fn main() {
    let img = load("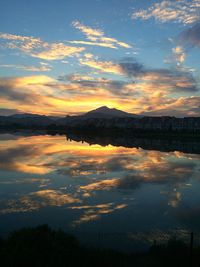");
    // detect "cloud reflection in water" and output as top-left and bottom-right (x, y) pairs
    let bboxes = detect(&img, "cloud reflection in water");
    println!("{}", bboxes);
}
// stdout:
(0, 133), (200, 247)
